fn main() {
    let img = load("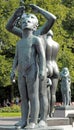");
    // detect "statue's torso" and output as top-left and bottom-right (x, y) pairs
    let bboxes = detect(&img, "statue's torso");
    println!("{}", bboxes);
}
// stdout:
(61, 75), (71, 92)
(45, 37), (59, 77)
(17, 37), (37, 72)
(46, 37), (59, 61)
